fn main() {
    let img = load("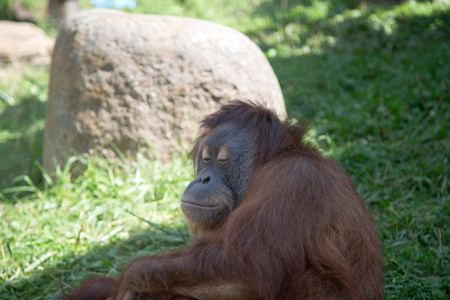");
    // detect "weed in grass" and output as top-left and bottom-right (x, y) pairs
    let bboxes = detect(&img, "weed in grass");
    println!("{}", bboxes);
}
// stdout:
(0, 152), (191, 299)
